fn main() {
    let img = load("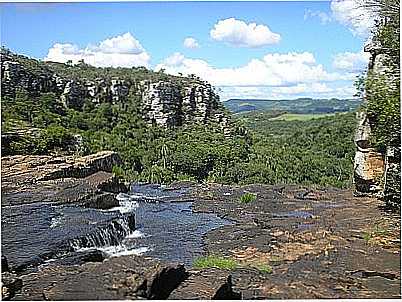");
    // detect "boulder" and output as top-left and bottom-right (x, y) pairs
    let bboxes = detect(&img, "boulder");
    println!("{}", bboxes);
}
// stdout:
(1, 272), (23, 300)
(168, 269), (241, 300)
(17, 256), (187, 300)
